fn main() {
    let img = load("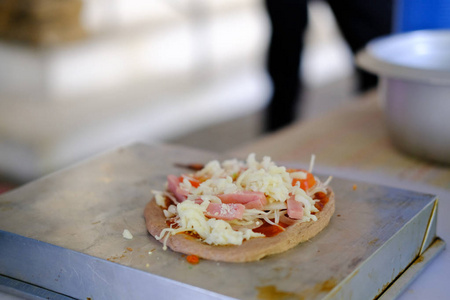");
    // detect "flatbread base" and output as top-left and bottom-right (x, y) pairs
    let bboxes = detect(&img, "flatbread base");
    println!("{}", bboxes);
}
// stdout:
(144, 188), (335, 262)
